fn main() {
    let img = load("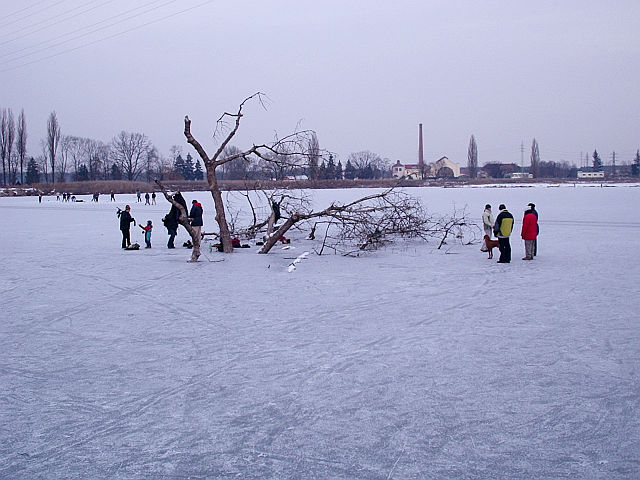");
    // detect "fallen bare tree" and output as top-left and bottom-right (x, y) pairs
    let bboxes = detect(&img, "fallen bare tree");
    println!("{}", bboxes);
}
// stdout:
(219, 182), (479, 256)
(257, 187), (429, 254)
(182, 93), (313, 253)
